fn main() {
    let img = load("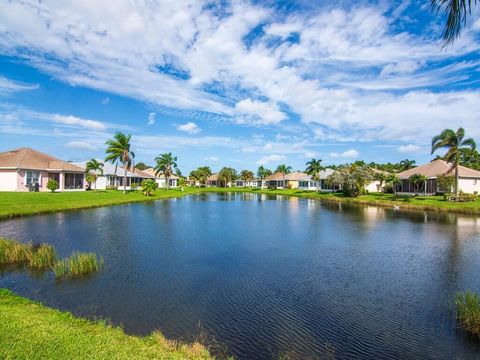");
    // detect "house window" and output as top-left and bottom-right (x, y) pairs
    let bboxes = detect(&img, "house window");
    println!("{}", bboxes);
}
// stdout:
(64, 173), (84, 189)
(26, 171), (40, 185)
